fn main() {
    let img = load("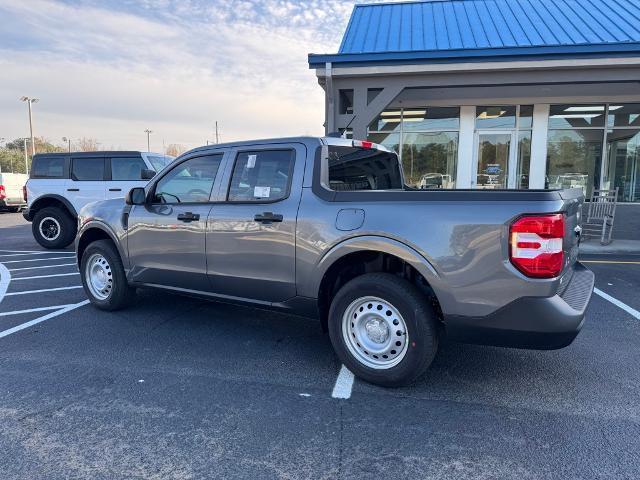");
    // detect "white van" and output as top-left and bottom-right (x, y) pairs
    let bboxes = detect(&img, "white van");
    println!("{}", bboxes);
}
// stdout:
(0, 172), (28, 212)
(24, 151), (173, 248)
